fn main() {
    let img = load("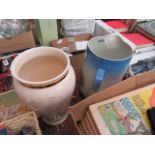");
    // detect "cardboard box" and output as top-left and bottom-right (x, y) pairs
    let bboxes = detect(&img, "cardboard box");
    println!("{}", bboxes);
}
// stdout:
(68, 53), (155, 135)
(0, 31), (36, 55)
(50, 34), (91, 53)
